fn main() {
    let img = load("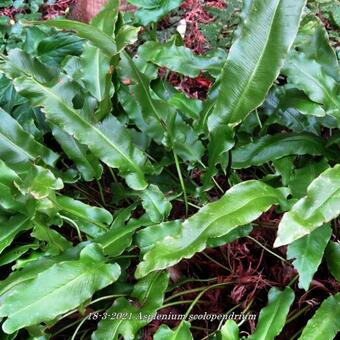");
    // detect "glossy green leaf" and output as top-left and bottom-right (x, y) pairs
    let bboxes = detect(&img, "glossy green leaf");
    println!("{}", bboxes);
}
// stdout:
(31, 222), (72, 256)
(96, 217), (150, 257)
(78, 0), (119, 118)
(249, 286), (295, 340)
(207, 225), (253, 248)
(207, 0), (306, 130)
(0, 160), (24, 211)
(287, 224), (332, 291)
(136, 180), (286, 278)
(13, 76), (150, 190)
(294, 15), (339, 81)
(1, 48), (57, 83)
(168, 92), (203, 121)
(0, 108), (58, 169)
(128, 0), (184, 25)
(139, 40), (227, 77)
(325, 241), (340, 281)
(232, 133), (326, 169)
(299, 293), (340, 340)
(287, 159), (329, 198)
(79, 44), (113, 108)
(90, 0), (119, 36)
(0, 244), (86, 297)
(278, 87), (326, 117)
(0, 244), (38, 267)
(202, 125), (235, 191)
(220, 320), (239, 340)
(55, 196), (112, 238)
(118, 51), (171, 143)
(52, 126), (103, 181)
(0, 244), (121, 334)
(0, 215), (31, 254)
(116, 25), (141, 52)
(15, 165), (63, 200)
(37, 32), (83, 67)
(140, 184), (171, 223)
(136, 220), (182, 253)
(274, 165), (340, 247)
(34, 19), (117, 57)
(119, 52), (203, 161)
(153, 321), (193, 340)
(263, 88), (325, 135)
(92, 271), (169, 340)
(283, 51), (340, 125)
